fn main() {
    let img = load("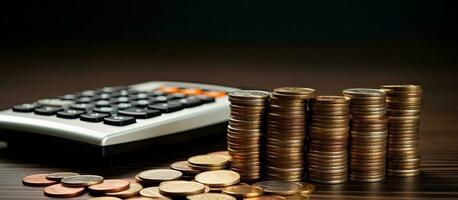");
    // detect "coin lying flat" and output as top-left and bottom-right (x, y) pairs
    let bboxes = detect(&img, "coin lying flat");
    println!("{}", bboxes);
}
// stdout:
(126, 197), (163, 200)
(171, 161), (201, 174)
(222, 185), (264, 198)
(46, 172), (80, 181)
(137, 169), (182, 183)
(195, 170), (241, 187)
(187, 193), (236, 200)
(207, 151), (231, 160)
(88, 179), (130, 193)
(159, 180), (205, 196)
(61, 175), (104, 187)
(188, 155), (229, 167)
(44, 183), (85, 198)
(253, 181), (302, 196)
(88, 197), (122, 200)
(245, 196), (287, 200)
(139, 186), (171, 199)
(106, 182), (143, 198)
(22, 173), (57, 186)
